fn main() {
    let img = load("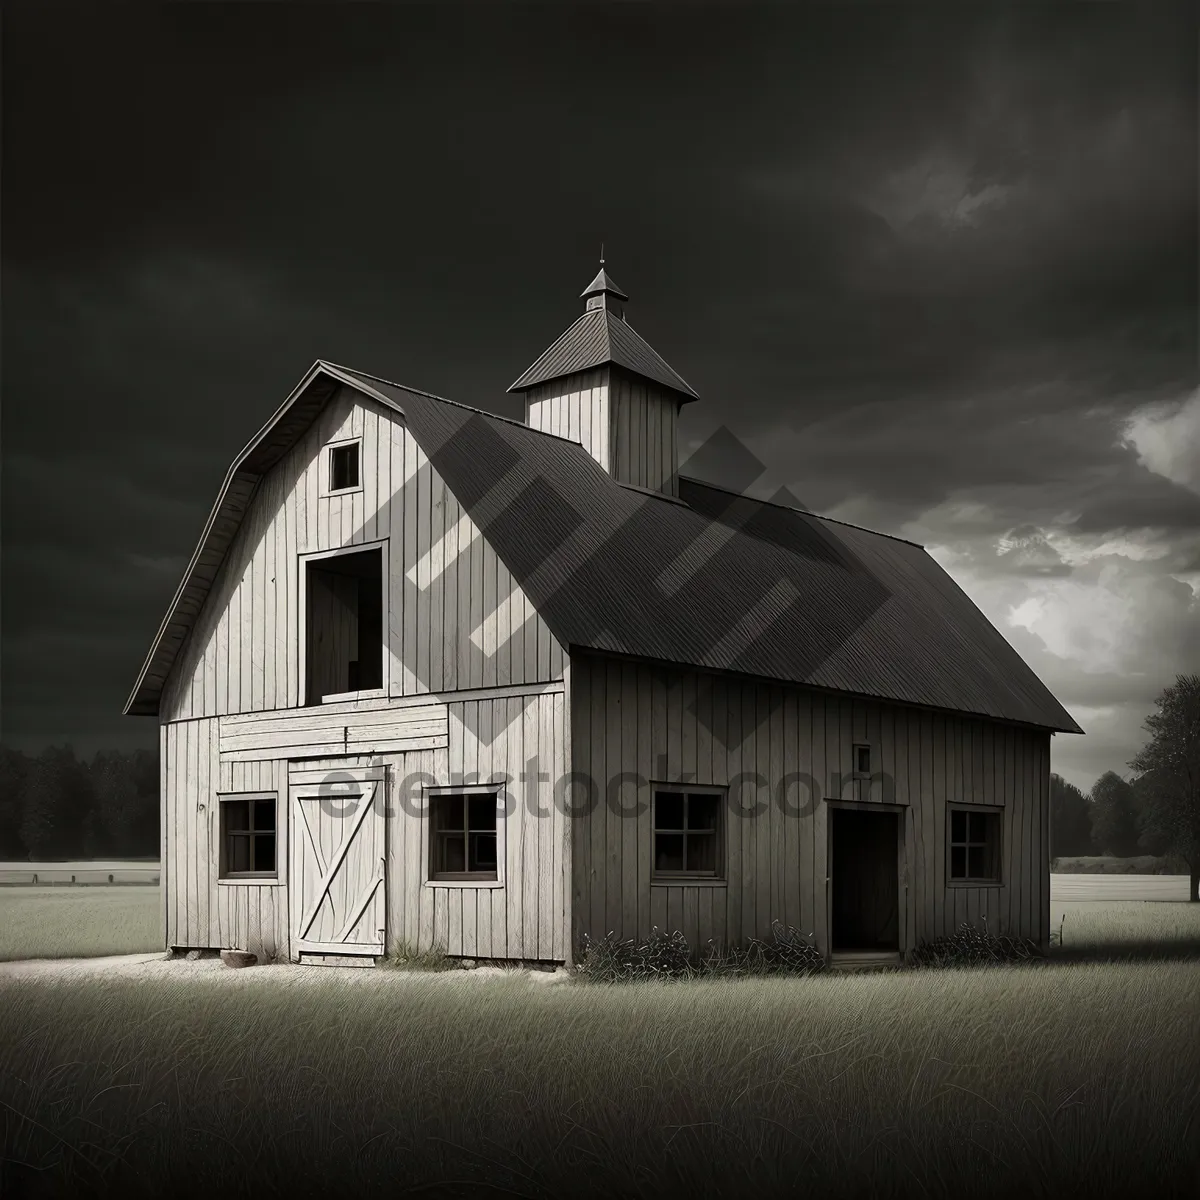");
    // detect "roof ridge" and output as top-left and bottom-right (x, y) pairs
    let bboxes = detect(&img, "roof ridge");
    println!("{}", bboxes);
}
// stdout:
(506, 308), (697, 400)
(505, 310), (601, 393)
(610, 312), (699, 399)
(677, 474), (926, 549)
(322, 361), (594, 448)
